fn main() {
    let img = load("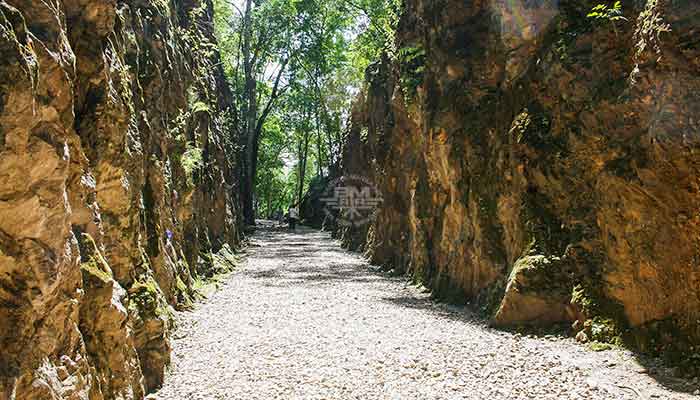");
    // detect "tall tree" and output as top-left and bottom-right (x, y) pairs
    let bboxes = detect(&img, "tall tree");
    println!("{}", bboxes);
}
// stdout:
(213, 0), (402, 221)
(239, 0), (295, 224)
